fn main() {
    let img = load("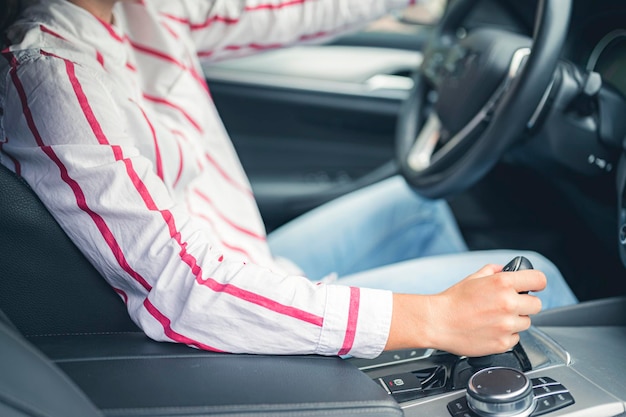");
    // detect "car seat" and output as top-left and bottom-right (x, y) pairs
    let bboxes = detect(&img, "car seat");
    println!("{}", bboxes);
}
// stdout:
(0, 163), (138, 336)
(0, 317), (103, 417)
